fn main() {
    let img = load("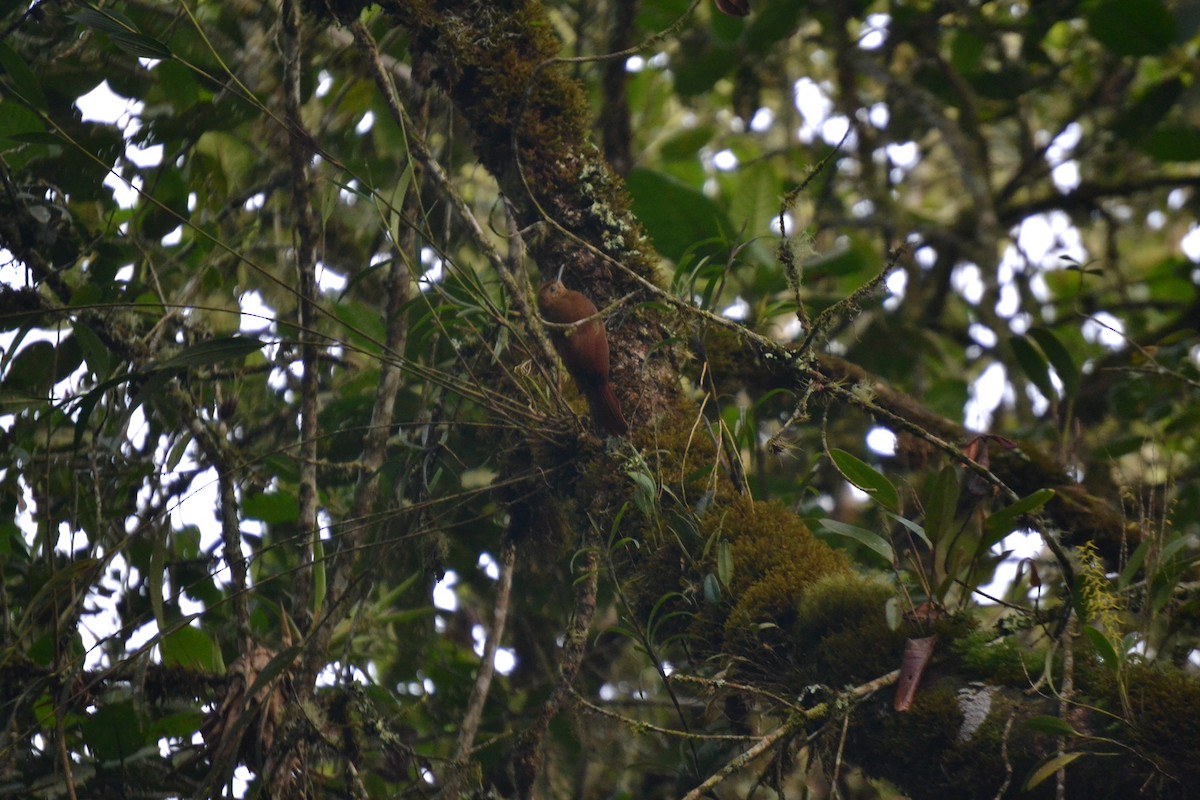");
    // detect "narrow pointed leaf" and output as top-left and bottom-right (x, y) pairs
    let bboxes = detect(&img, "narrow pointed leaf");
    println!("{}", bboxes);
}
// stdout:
(829, 448), (899, 512)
